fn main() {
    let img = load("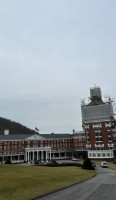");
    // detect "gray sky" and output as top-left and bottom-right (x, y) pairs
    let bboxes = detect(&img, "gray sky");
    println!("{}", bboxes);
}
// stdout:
(0, 0), (116, 133)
